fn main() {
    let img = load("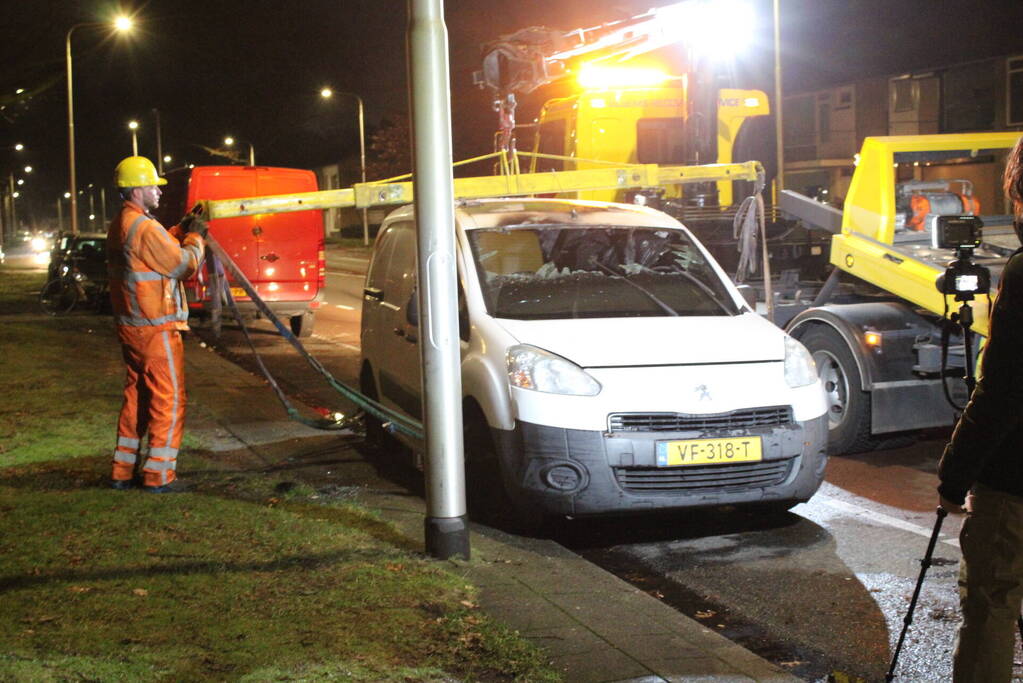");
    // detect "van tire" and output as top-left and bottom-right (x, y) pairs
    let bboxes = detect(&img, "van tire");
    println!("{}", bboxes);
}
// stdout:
(800, 325), (873, 455)
(463, 403), (546, 534)
(290, 311), (314, 338)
